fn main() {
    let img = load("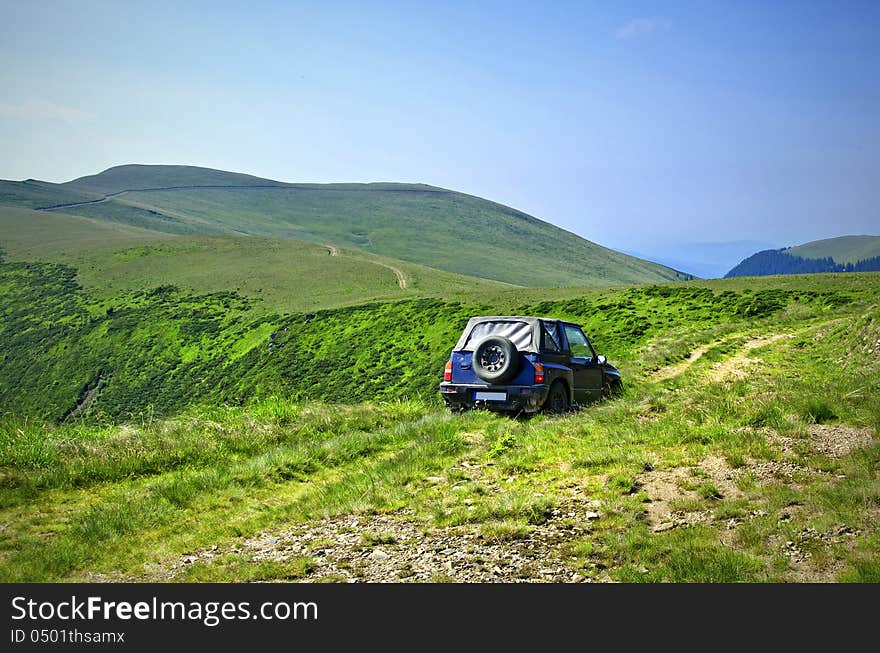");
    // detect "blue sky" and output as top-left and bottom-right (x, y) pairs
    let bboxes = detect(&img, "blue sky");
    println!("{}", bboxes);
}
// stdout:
(1, 0), (877, 258)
